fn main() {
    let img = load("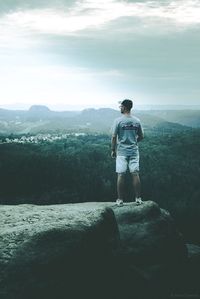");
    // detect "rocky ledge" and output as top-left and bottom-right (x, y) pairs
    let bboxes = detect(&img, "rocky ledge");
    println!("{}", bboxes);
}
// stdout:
(0, 201), (199, 299)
